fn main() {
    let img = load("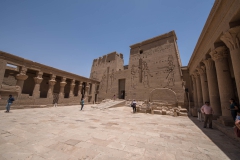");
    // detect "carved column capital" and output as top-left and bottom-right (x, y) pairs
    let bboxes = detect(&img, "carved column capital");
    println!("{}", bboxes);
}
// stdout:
(16, 74), (28, 81)
(210, 46), (229, 62)
(70, 79), (76, 87)
(220, 26), (240, 51)
(16, 66), (28, 80)
(196, 66), (206, 75)
(49, 80), (56, 86)
(60, 77), (67, 87)
(48, 74), (56, 86)
(202, 58), (215, 70)
(34, 71), (43, 84)
(86, 82), (90, 88)
(34, 77), (43, 84)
